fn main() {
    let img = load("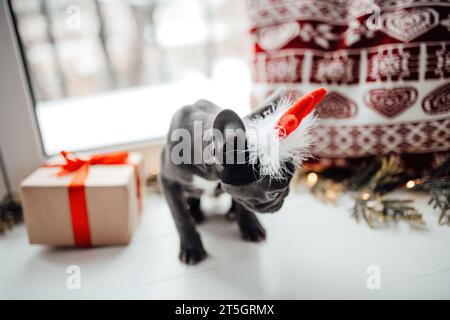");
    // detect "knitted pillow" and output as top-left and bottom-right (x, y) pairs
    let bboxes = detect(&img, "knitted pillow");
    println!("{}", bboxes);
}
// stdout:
(247, 0), (450, 162)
